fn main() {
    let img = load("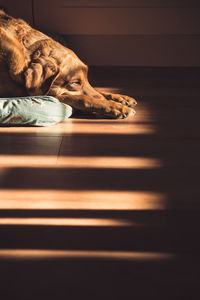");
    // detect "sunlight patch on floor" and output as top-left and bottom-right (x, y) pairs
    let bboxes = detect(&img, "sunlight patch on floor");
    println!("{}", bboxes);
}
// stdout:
(0, 249), (174, 261)
(0, 190), (167, 210)
(0, 121), (155, 134)
(0, 102), (155, 134)
(0, 155), (163, 168)
(0, 217), (136, 227)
